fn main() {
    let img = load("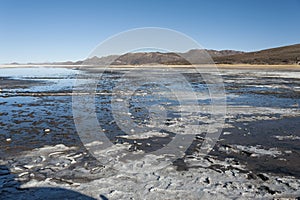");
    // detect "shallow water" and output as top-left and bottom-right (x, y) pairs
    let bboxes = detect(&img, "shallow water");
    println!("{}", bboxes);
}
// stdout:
(1, 67), (300, 160)
(0, 67), (300, 199)
(0, 67), (79, 93)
